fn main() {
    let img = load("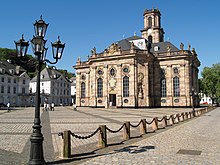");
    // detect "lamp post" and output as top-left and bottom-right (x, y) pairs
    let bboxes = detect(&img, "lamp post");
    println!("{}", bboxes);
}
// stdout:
(14, 16), (65, 165)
